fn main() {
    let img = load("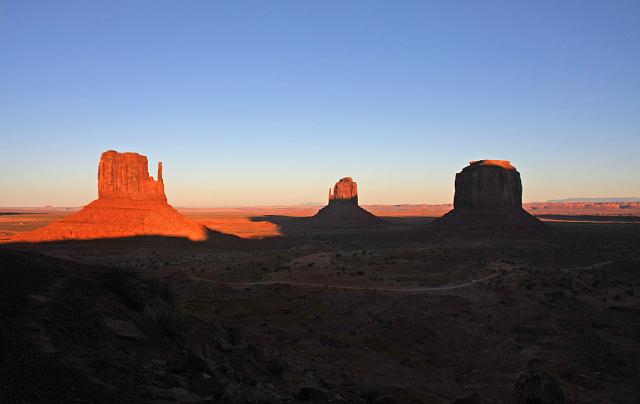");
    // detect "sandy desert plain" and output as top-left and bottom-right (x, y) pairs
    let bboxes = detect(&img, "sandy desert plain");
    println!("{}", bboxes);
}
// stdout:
(1, 200), (640, 404)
